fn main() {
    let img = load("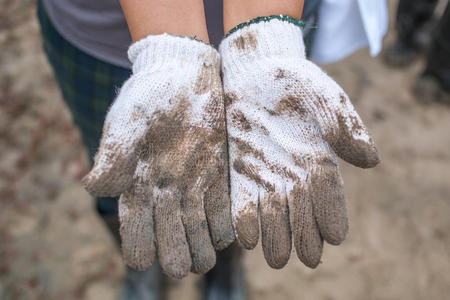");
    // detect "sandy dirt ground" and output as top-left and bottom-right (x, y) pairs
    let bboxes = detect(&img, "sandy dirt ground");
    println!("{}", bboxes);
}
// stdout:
(1, 1), (449, 299)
